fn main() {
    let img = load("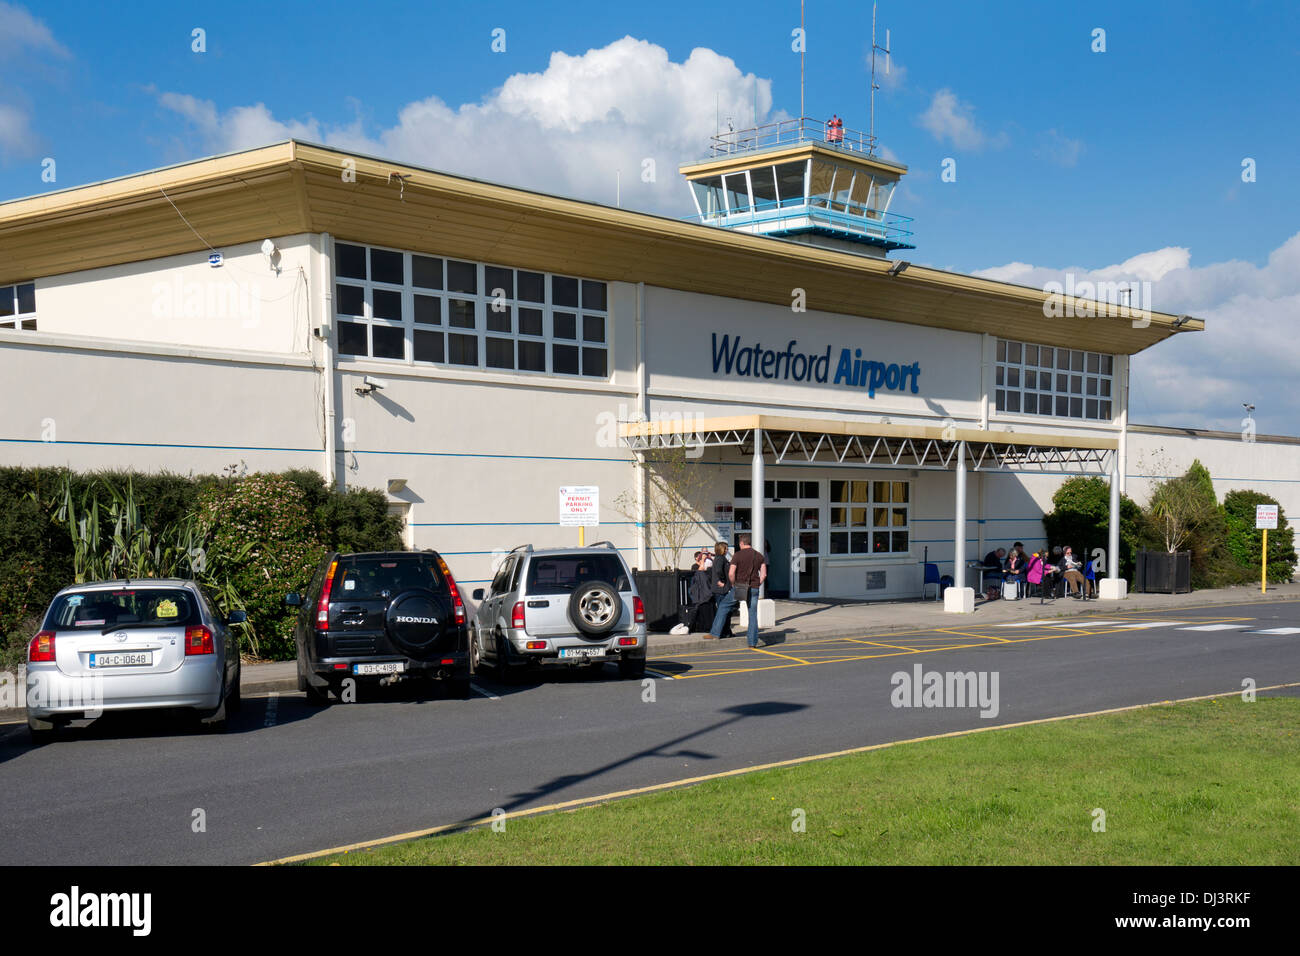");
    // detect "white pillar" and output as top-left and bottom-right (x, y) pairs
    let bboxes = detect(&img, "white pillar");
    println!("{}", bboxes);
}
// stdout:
(945, 441), (975, 612)
(752, 426), (765, 598)
(1099, 453), (1128, 600)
